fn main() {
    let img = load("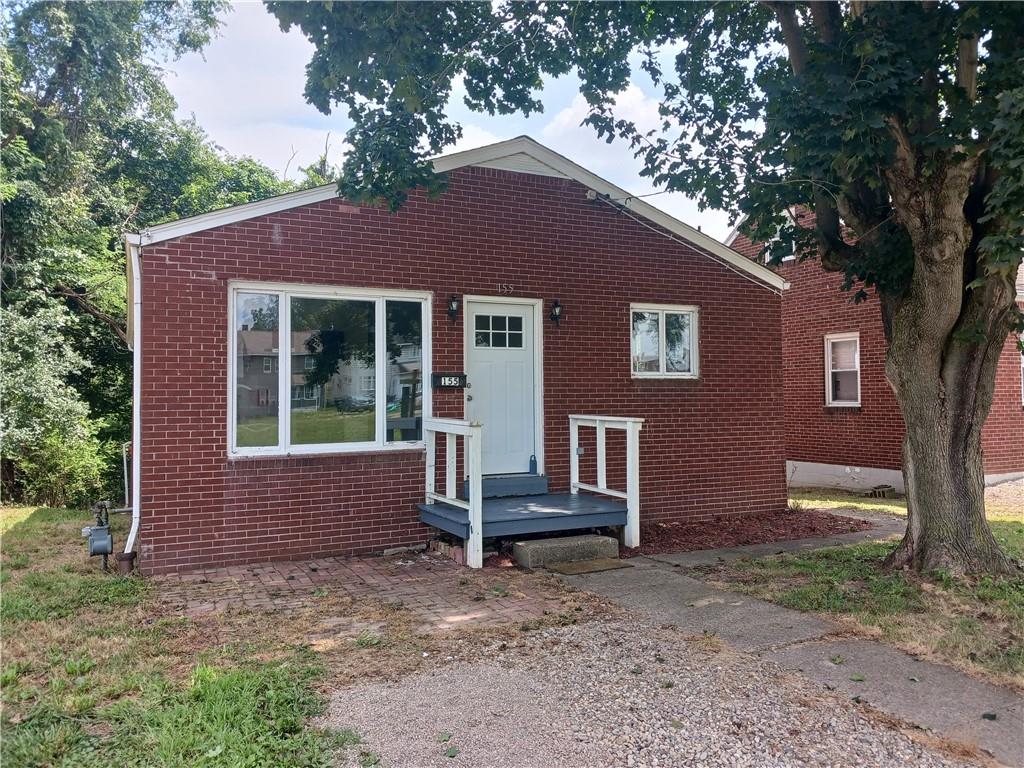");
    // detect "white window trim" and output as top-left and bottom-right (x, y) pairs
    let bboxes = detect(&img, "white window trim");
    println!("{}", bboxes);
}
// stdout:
(227, 281), (432, 458)
(1019, 333), (1023, 407)
(824, 331), (861, 407)
(629, 303), (700, 379)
